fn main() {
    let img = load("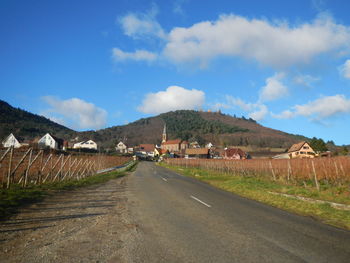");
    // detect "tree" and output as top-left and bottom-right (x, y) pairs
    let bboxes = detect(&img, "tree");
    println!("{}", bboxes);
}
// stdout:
(309, 137), (328, 152)
(340, 146), (349, 156)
